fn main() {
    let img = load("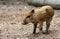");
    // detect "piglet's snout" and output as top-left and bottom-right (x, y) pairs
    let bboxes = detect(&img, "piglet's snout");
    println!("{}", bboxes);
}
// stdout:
(22, 21), (27, 25)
